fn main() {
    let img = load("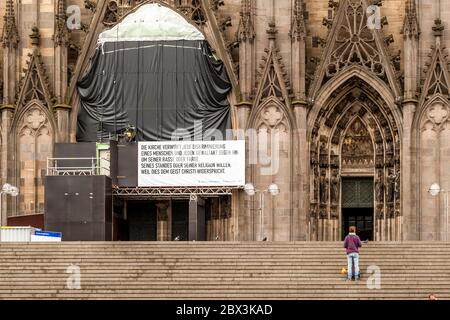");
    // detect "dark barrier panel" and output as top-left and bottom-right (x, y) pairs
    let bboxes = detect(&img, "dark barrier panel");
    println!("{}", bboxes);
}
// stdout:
(8, 214), (44, 230)
(109, 140), (118, 185)
(54, 143), (97, 169)
(116, 142), (138, 187)
(45, 176), (113, 241)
